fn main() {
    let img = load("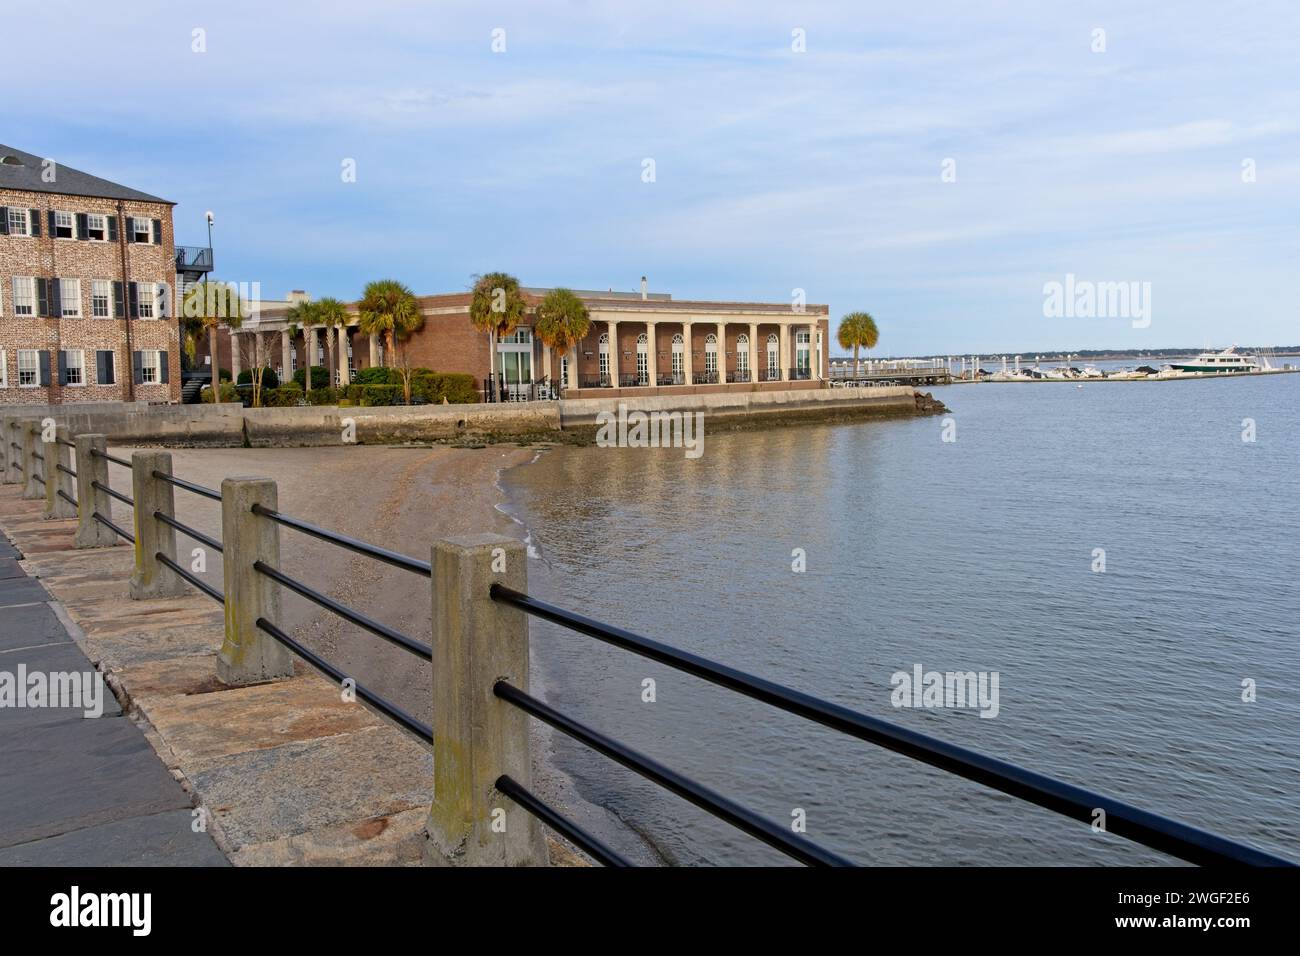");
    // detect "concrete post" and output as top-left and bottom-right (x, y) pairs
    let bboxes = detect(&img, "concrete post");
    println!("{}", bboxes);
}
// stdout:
(425, 535), (546, 866)
(22, 422), (44, 500)
(606, 320), (619, 386)
(716, 321), (727, 384)
(74, 434), (118, 549)
(129, 451), (187, 599)
(645, 321), (657, 386)
(779, 323), (790, 381)
(2, 419), (20, 484)
(45, 429), (76, 519)
(217, 477), (293, 685)
(749, 323), (759, 384)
